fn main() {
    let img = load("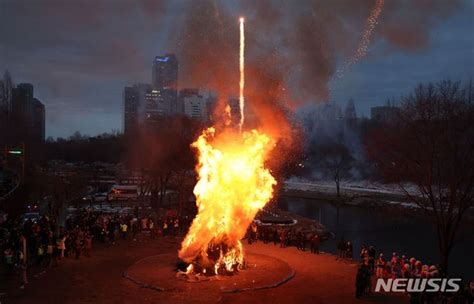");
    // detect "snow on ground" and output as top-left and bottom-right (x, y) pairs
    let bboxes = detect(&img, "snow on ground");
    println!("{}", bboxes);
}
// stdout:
(386, 200), (421, 209)
(284, 177), (420, 196)
(283, 177), (426, 209)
